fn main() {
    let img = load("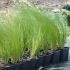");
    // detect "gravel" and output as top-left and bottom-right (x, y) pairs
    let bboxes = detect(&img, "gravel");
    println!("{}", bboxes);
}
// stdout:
(29, 0), (65, 11)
